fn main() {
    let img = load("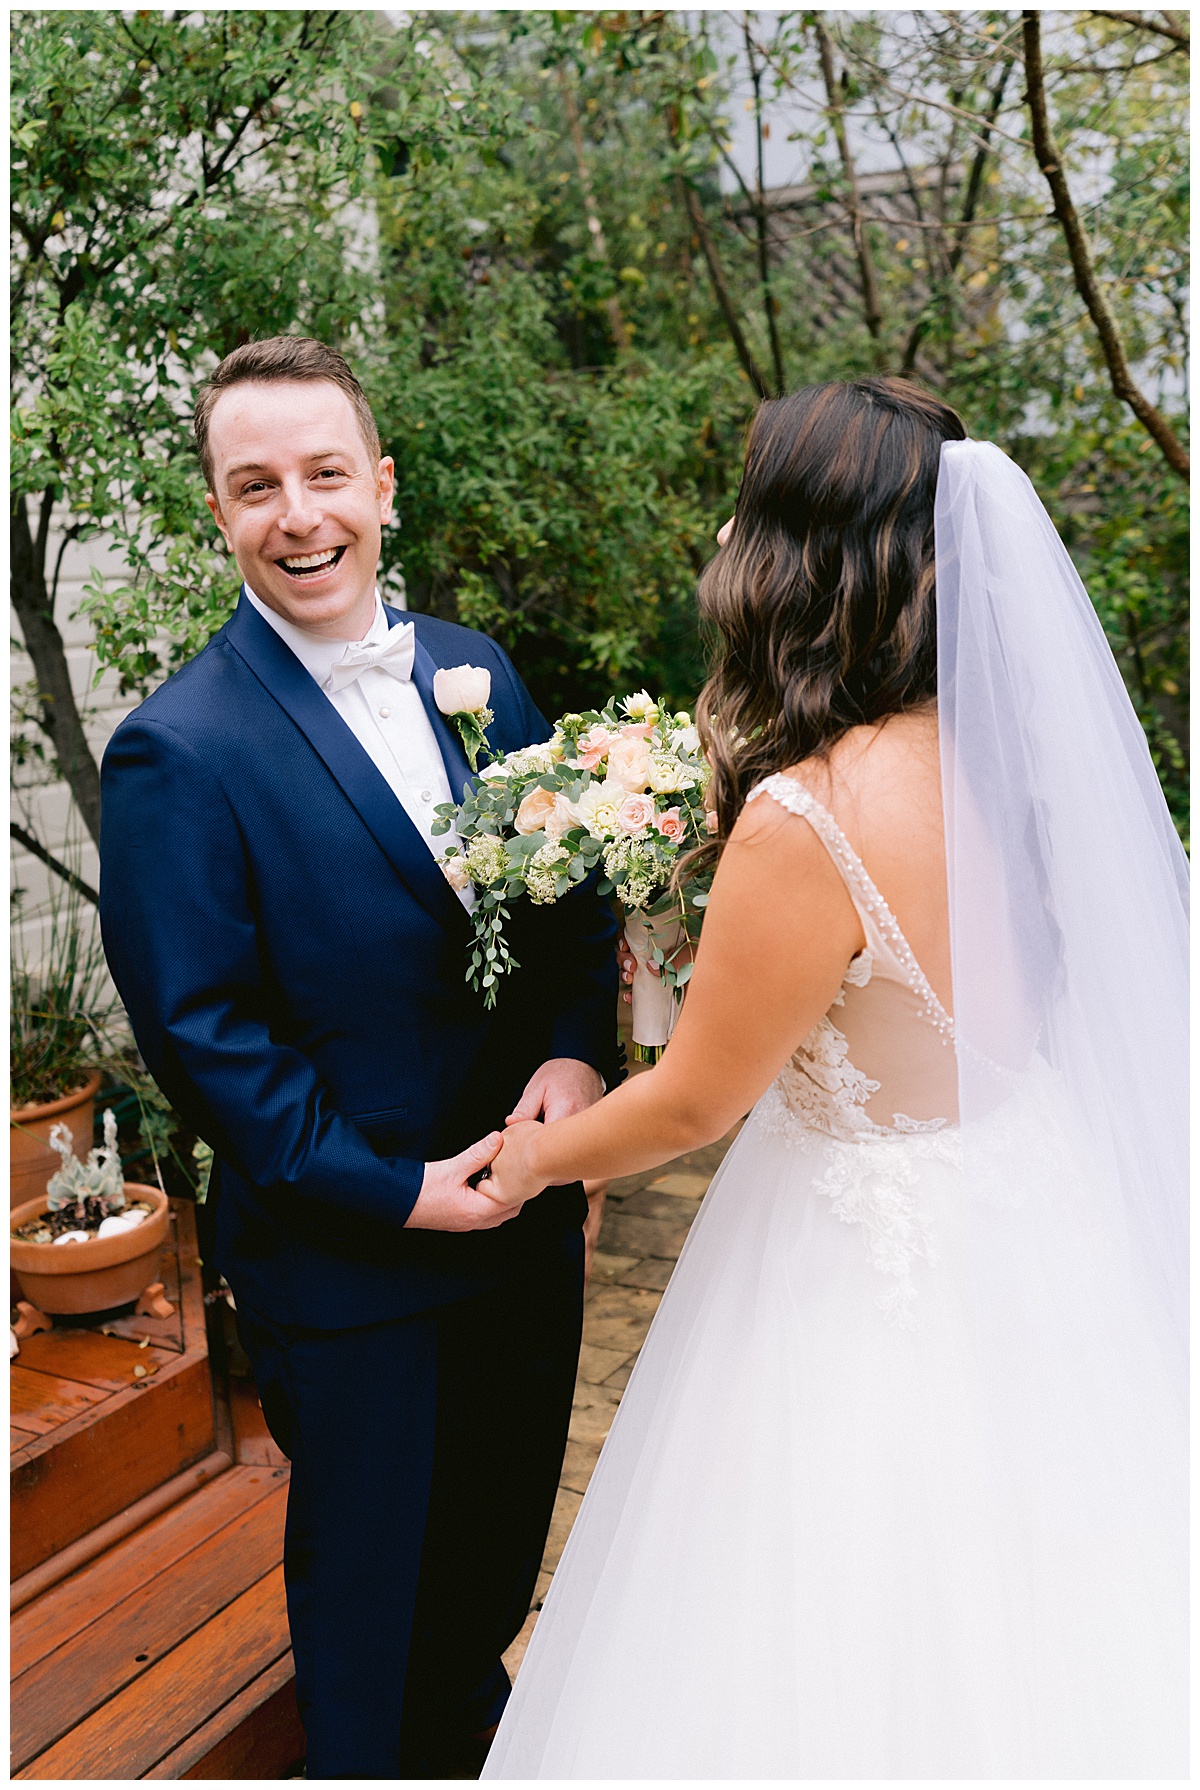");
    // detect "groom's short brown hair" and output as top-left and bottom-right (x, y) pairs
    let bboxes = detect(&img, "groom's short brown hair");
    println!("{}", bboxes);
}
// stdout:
(194, 336), (382, 491)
